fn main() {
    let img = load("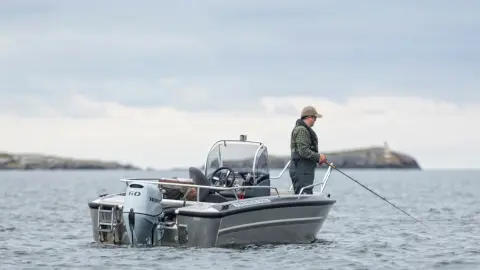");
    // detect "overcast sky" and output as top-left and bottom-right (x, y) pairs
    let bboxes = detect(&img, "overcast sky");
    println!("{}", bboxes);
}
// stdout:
(0, 0), (479, 169)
